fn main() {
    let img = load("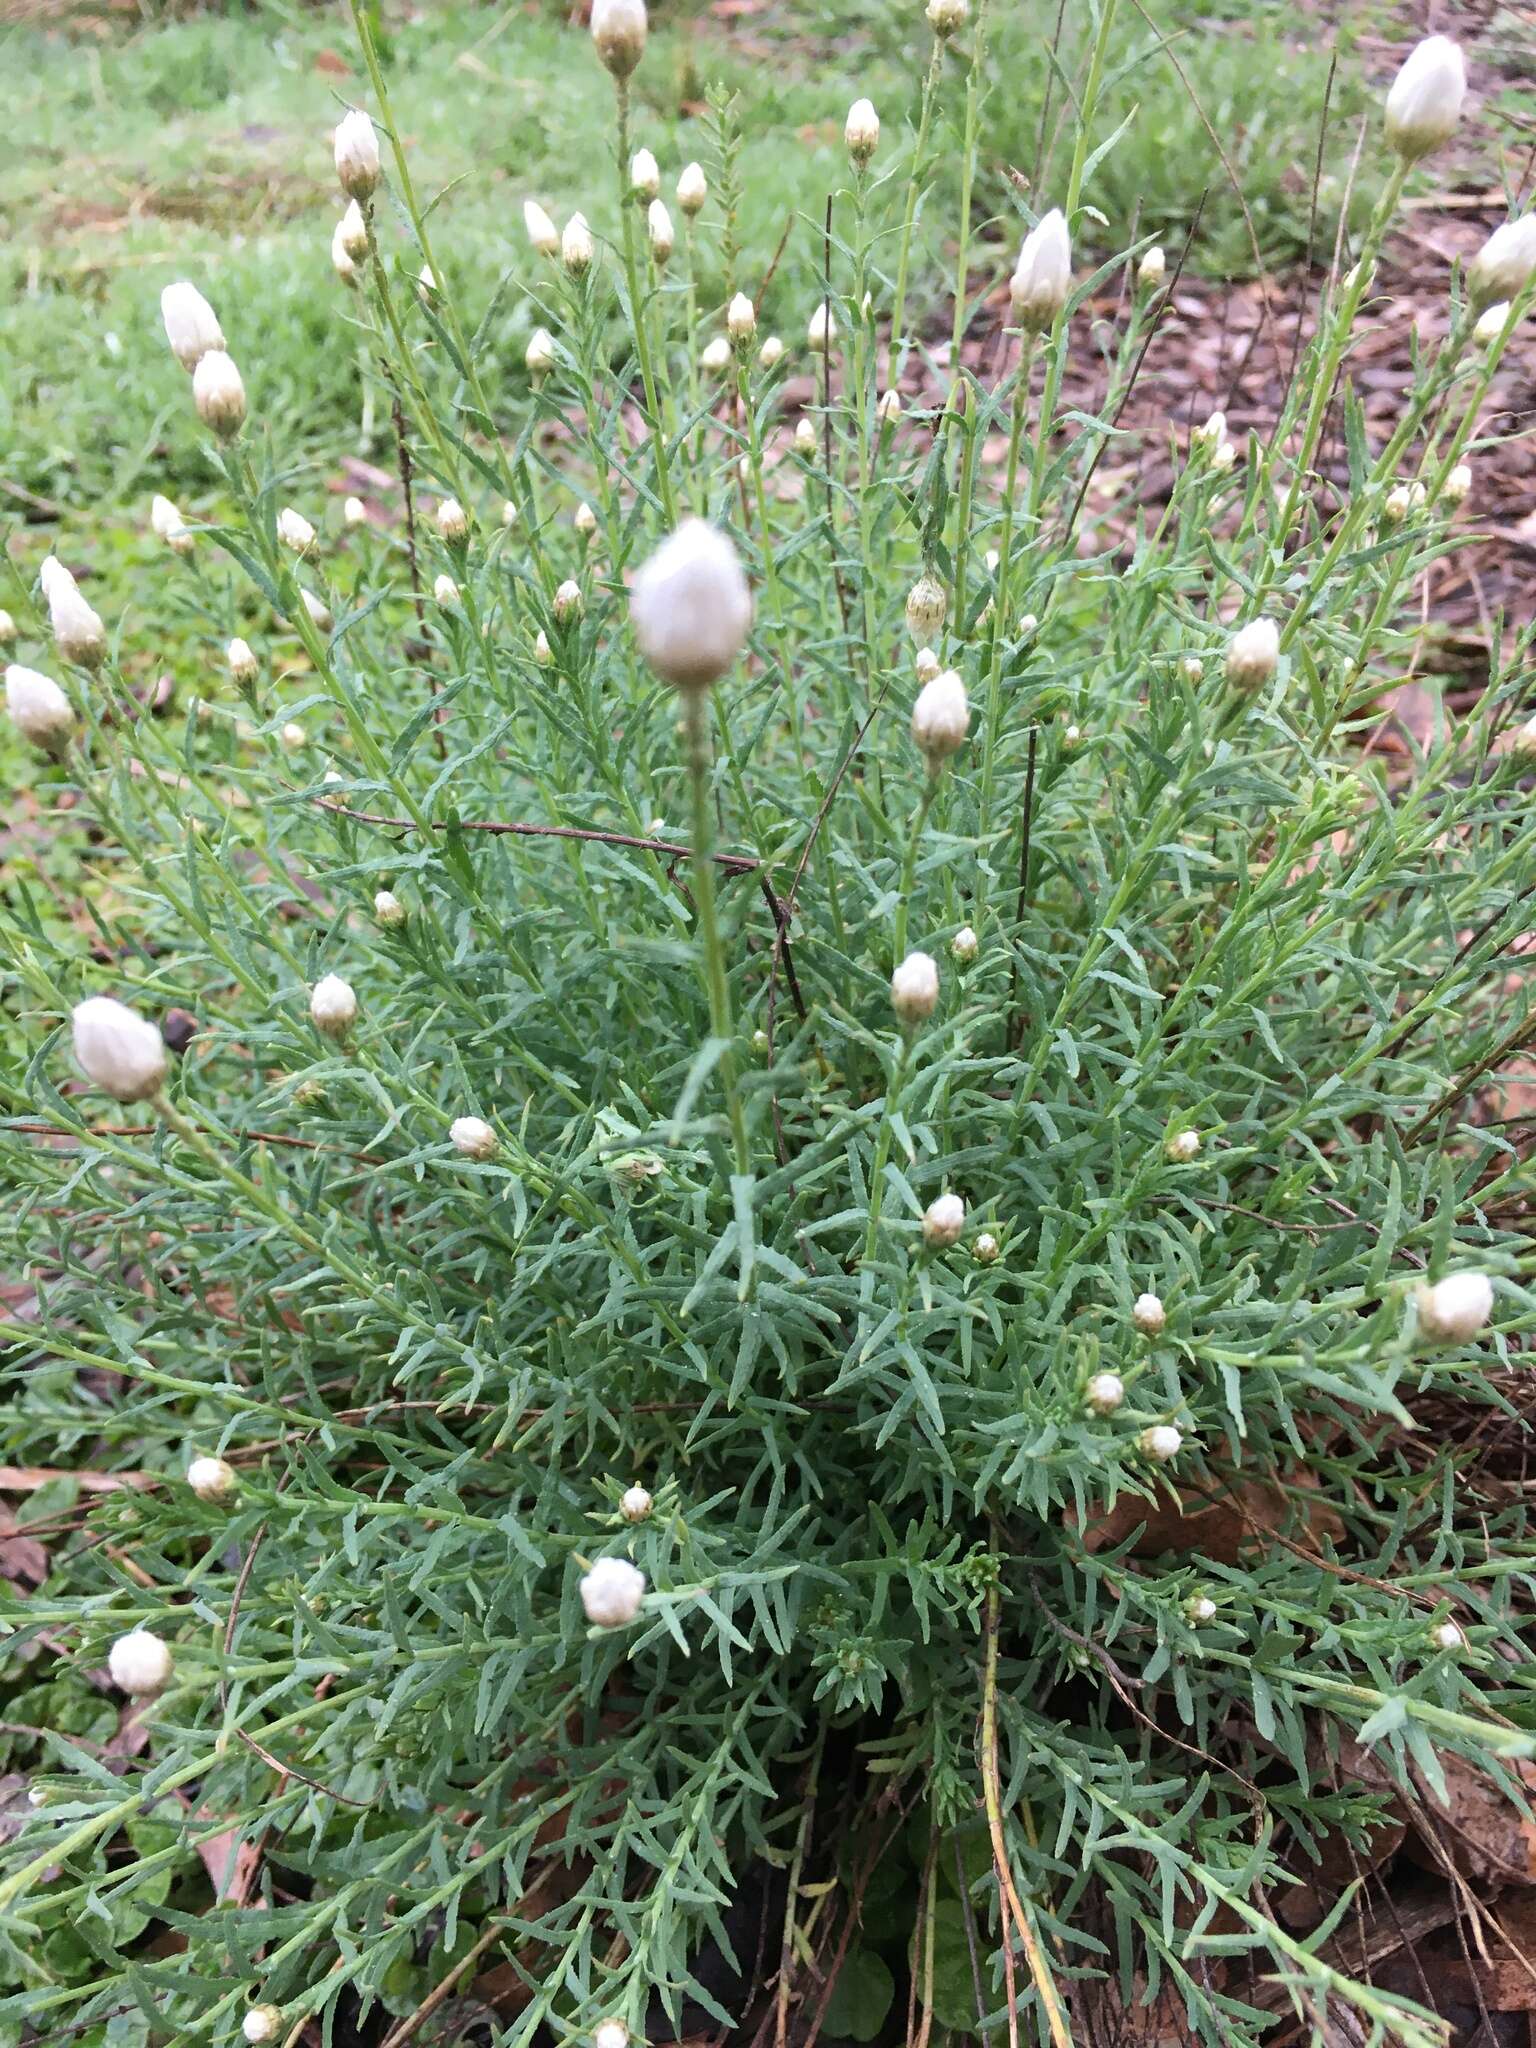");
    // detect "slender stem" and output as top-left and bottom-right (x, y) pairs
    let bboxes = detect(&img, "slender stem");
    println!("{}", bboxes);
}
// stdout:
(615, 79), (677, 527)
(889, 36), (945, 379)
(949, 0), (989, 370)
(684, 689), (750, 1177)
(977, 336), (1036, 873)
